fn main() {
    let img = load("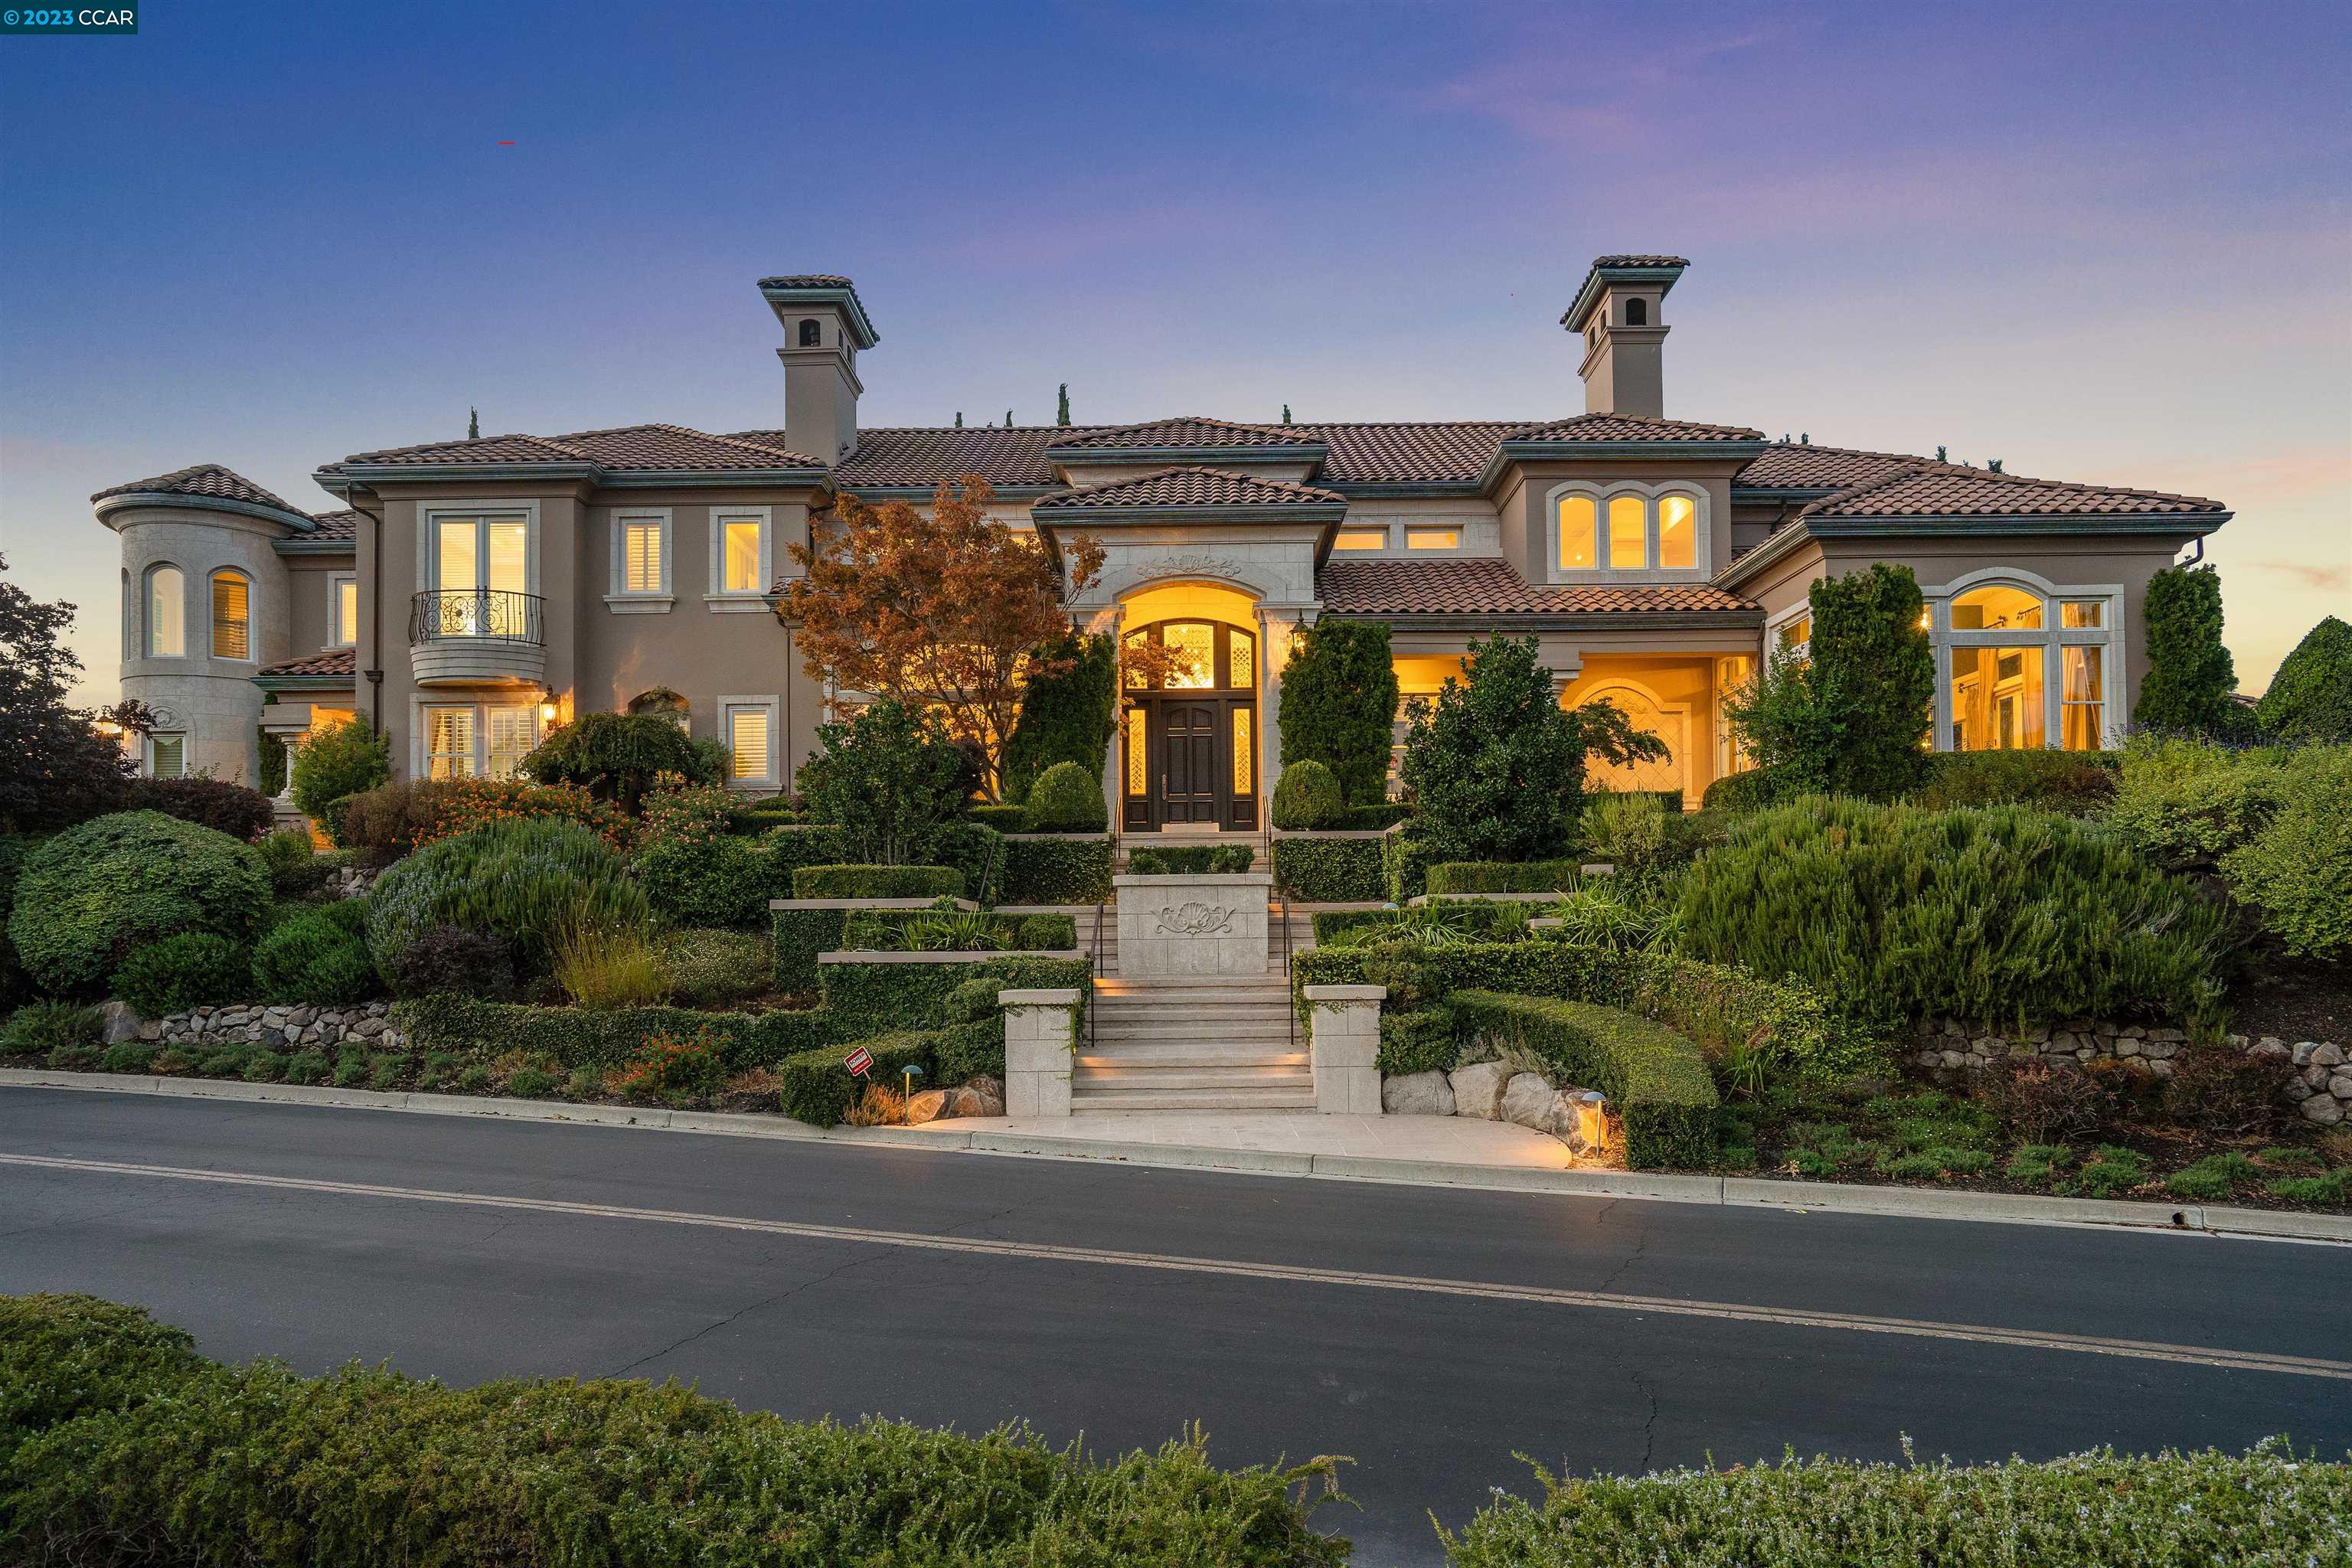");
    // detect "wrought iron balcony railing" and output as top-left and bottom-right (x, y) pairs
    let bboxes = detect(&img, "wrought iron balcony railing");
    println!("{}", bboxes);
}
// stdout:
(409, 588), (545, 645)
